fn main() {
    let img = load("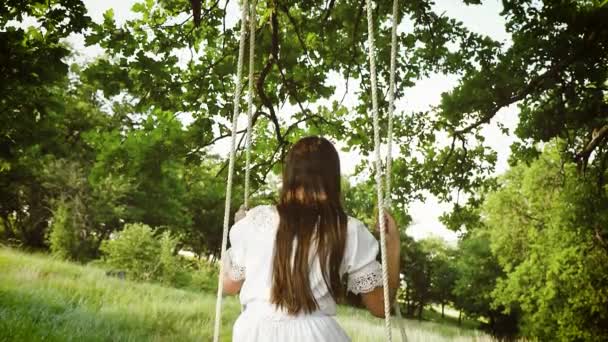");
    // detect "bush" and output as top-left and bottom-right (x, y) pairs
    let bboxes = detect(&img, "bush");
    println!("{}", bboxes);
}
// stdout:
(188, 258), (219, 292)
(100, 223), (160, 281)
(99, 223), (189, 287)
(157, 231), (190, 287)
